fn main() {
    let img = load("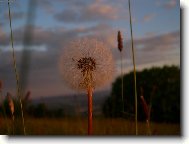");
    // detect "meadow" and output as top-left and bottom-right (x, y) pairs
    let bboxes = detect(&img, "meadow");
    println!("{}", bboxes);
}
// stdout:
(0, 117), (180, 135)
